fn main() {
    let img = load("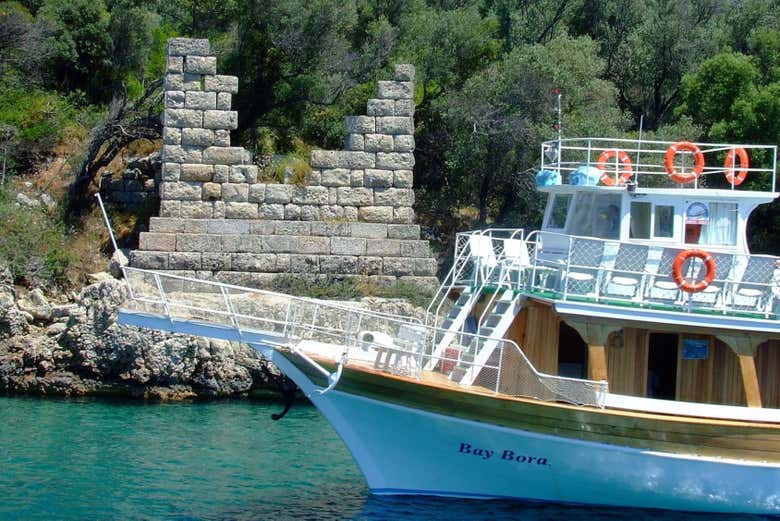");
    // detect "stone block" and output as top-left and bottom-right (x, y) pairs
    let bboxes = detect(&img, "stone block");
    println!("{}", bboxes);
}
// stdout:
(337, 151), (375, 169)
(364, 134), (394, 153)
(183, 219), (209, 233)
(350, 222), (388, 239)
(207, 219), (250, 234)
(182, 73), (203, 91)
(401, 240), (430, 258)
(164, 73), (183, 91)
(344, 206), (359, 221)
(130, 250), (168, 270)
(276, 222), (311, 235)
(217, 93), (232, 110)
(225, 202), (258, 219)
(162, 163), (181, 182)
(364, 169), (394, 188)
(176, 234), (221, 252)
(393, 207), (415, 223)
(393, 170), (413, 188)
(413, 258), (438, 276)
(337, 187), (373, 206)
(310, 222), (350, 237)
(230, 165), (258, 183)
(139, 232), (176, 251)
(394, 99), (415, 117)
(179, 201), (216, 219)
(202, 253), (230, 271)
(301, 206), (321, 220)
(383, 257), (414, 276)
(344, 134), (364, 151)
(296, 237), (331, 255)
(284, 204), (301, 220)
(366, 238), (400, 256)
(394, 64), (415, 82)
(164, 91), (185, 109)
(222, 184), (248, 202)
(164, 109), (202, 128)
(400, 275), (439, 291)
(181, 128), (214, 147)
(214, 129), (231, 147)
(328, 187), (338, 204)
(231, 254), (278, 272)
(292, 186), (329, 205)
(184, 56), (217, 75)
(290, 255), (319, 273)
(166, 56), (183, 73)
(250, 221), (276, 235)
(375, 151), (415, 170)
(213, 200), (226, 219)
(374, 187), (414, 206)
(213, 165), (229, 183)
(258, 203), (285, 219)
(394, 135), (415, 152)
(202, 182), (222, 200)
(275, 254), (291, 273)
(375, 117), (414, 135)
(331, 237), (366, 256)
(203, 110), (238, 130)
(202, 146), (246, 165)
(222, 235), (263, 253)
(319, 255), (358, 274)
(263, 235), (297, 253)
(169, 252), (202, 270)
(180, 164), (214, 182)
(366, 99), (394, 116)
(345, 116), (375, 134)
(310, 150), (339, 169)
(321, 168), (351, 187)
(320, 205), (345, 220)
(377, 81), (413, 99)
(164, 145), (203, 164)
(359, 206), (394, 223)
(388, 224), (421, 239)
(149, 217), (185, 233)
(162, 181), (202, 201)
(159, 200), (180, 217)
(167, 38), (210, 56)
(204, 75), (239, 93)
(265, 184), (292, 204)
(163, 127), (181, 145)
(358, 256), (383, 275)
(350, 170), (364, 187)
(248, 183), (266, 203)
